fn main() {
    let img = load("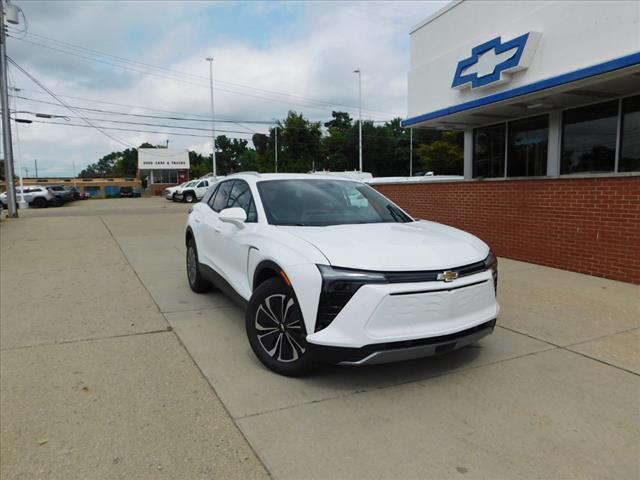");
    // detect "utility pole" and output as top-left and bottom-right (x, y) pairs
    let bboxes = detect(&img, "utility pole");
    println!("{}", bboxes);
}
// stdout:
(353, 68), (363, 172)
(34, 159), (38, 178)
(206, 56), (217, 178)
(409, 128), (413, 177)
(1, 0), (18, 217)
(274, 124), (278, 173)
